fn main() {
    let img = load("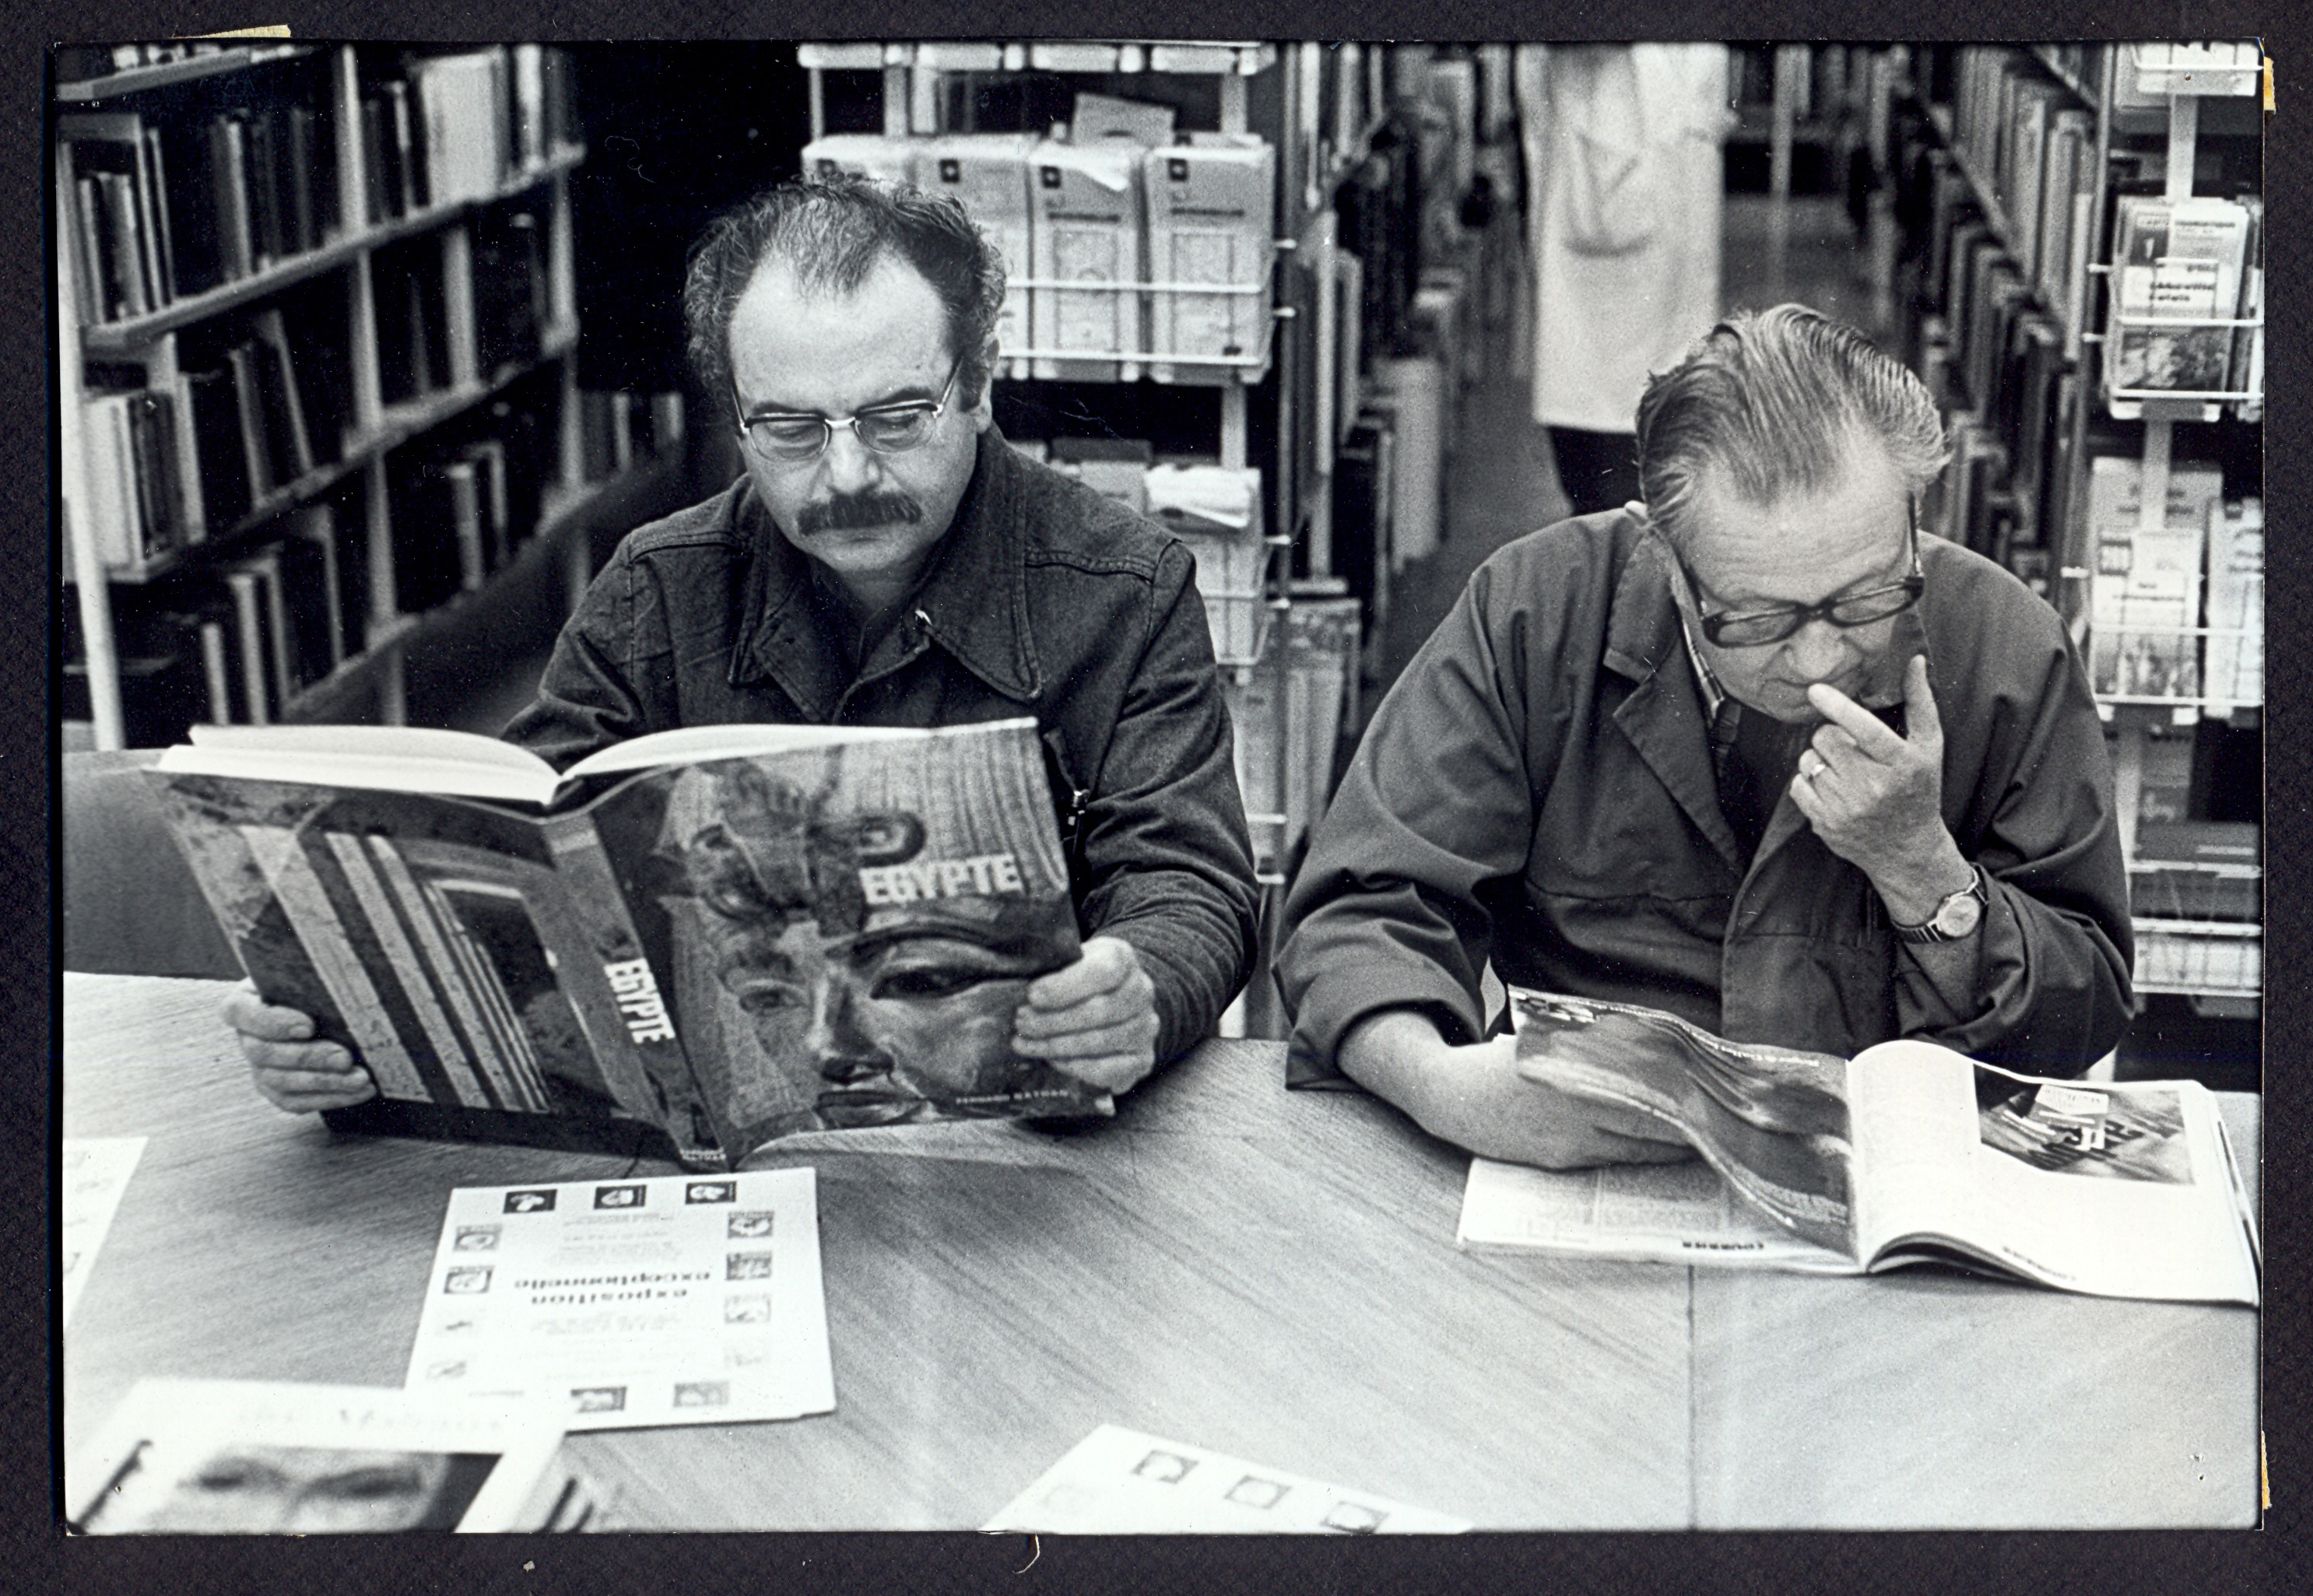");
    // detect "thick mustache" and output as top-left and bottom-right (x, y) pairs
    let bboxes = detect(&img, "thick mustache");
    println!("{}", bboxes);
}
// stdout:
(796, 491), (925, 535)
